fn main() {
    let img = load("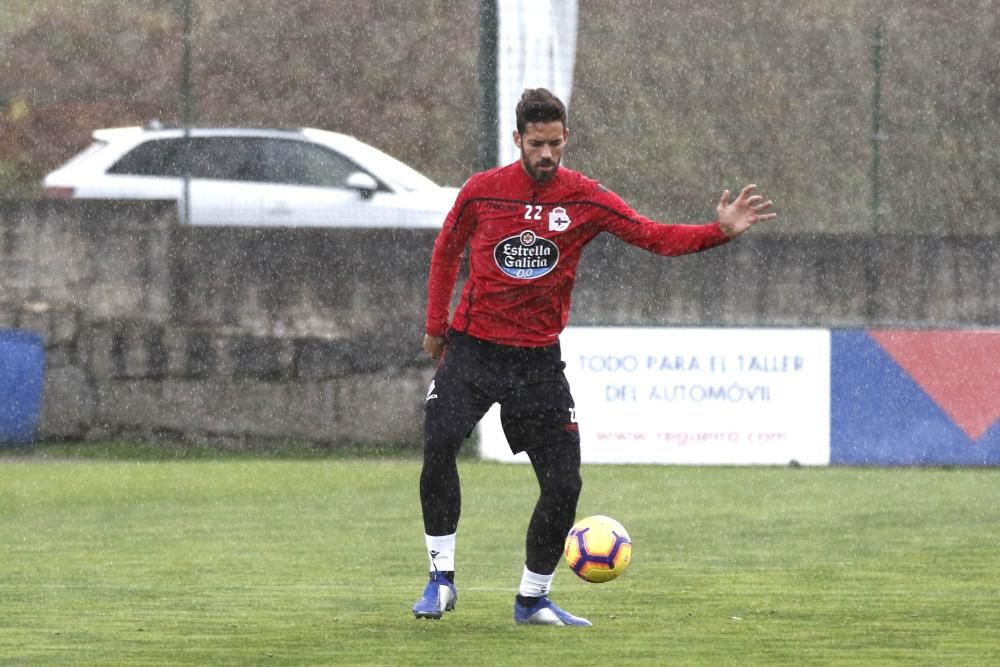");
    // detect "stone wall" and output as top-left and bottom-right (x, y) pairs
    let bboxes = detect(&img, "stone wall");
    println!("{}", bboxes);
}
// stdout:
(1, 200), (997, 449)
